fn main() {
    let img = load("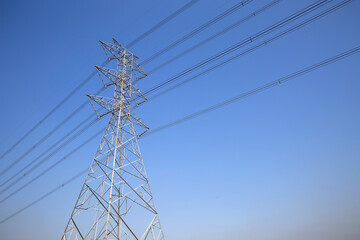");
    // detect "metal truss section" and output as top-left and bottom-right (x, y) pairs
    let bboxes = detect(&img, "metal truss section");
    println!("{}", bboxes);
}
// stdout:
(62, 39), (165, 240)
(100, 38), (147, 81)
